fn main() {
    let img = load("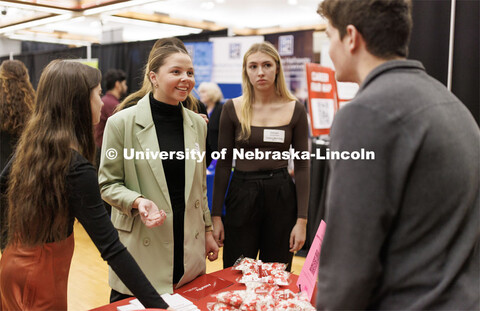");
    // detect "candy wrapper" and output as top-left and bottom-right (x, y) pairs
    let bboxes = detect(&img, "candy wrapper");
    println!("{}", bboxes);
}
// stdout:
(261, 270), (290, 286)
(272, 289), (296, 301)
(255, 296), (276, 311)
(245, 282), (278, 297)
(259, 262), (289, 286)
(239, 270), (262, 283)
(239, 294), (275, 311)
(275, 299), (316, 311)
(208, 286), (316, 311)
(215, 291), (245, 308)
(260, 262), (287, 273)
(208, 302), (239, 311)
(236, 258), (262, 283)
(233, 257), (262, 273)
